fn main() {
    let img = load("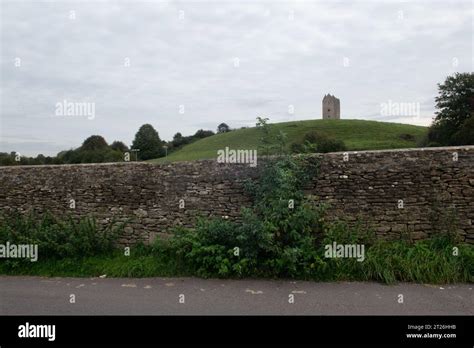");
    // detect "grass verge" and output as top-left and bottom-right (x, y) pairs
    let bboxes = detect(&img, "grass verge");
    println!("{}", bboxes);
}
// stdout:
(1, 237), (472, 284)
